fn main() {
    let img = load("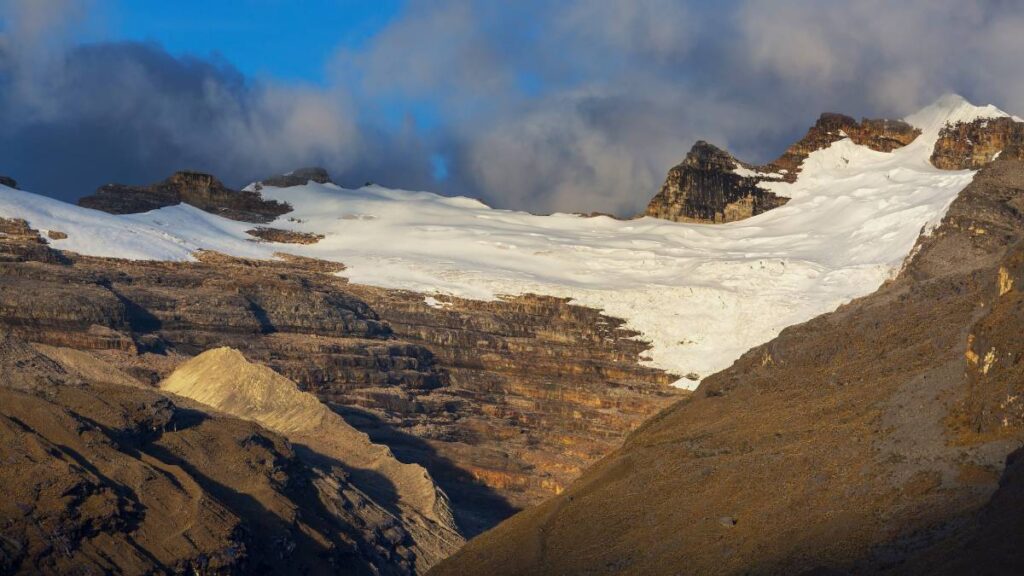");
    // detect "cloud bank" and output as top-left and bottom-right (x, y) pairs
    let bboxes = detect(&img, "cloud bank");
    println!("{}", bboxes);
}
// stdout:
(3, 0), (1024, 214)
